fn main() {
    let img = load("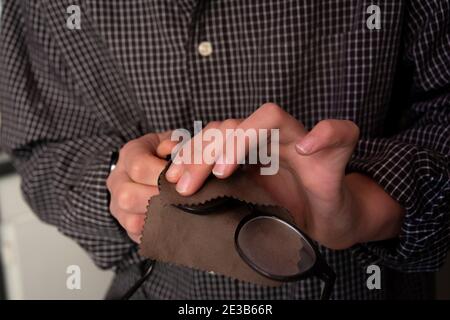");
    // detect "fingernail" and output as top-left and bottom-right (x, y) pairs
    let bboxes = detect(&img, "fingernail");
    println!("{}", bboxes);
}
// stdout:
(166, 164), (182, 180)
(213, 154), (226, 177)
(212, 163), (226, 177)
(295, 138), (314, 154)
(176, 171), (191, 194)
